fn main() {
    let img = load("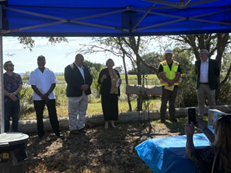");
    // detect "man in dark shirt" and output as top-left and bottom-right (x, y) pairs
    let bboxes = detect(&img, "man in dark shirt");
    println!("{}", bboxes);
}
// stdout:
(3, 61), (22, 132)
(158, 49), (181, 123)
